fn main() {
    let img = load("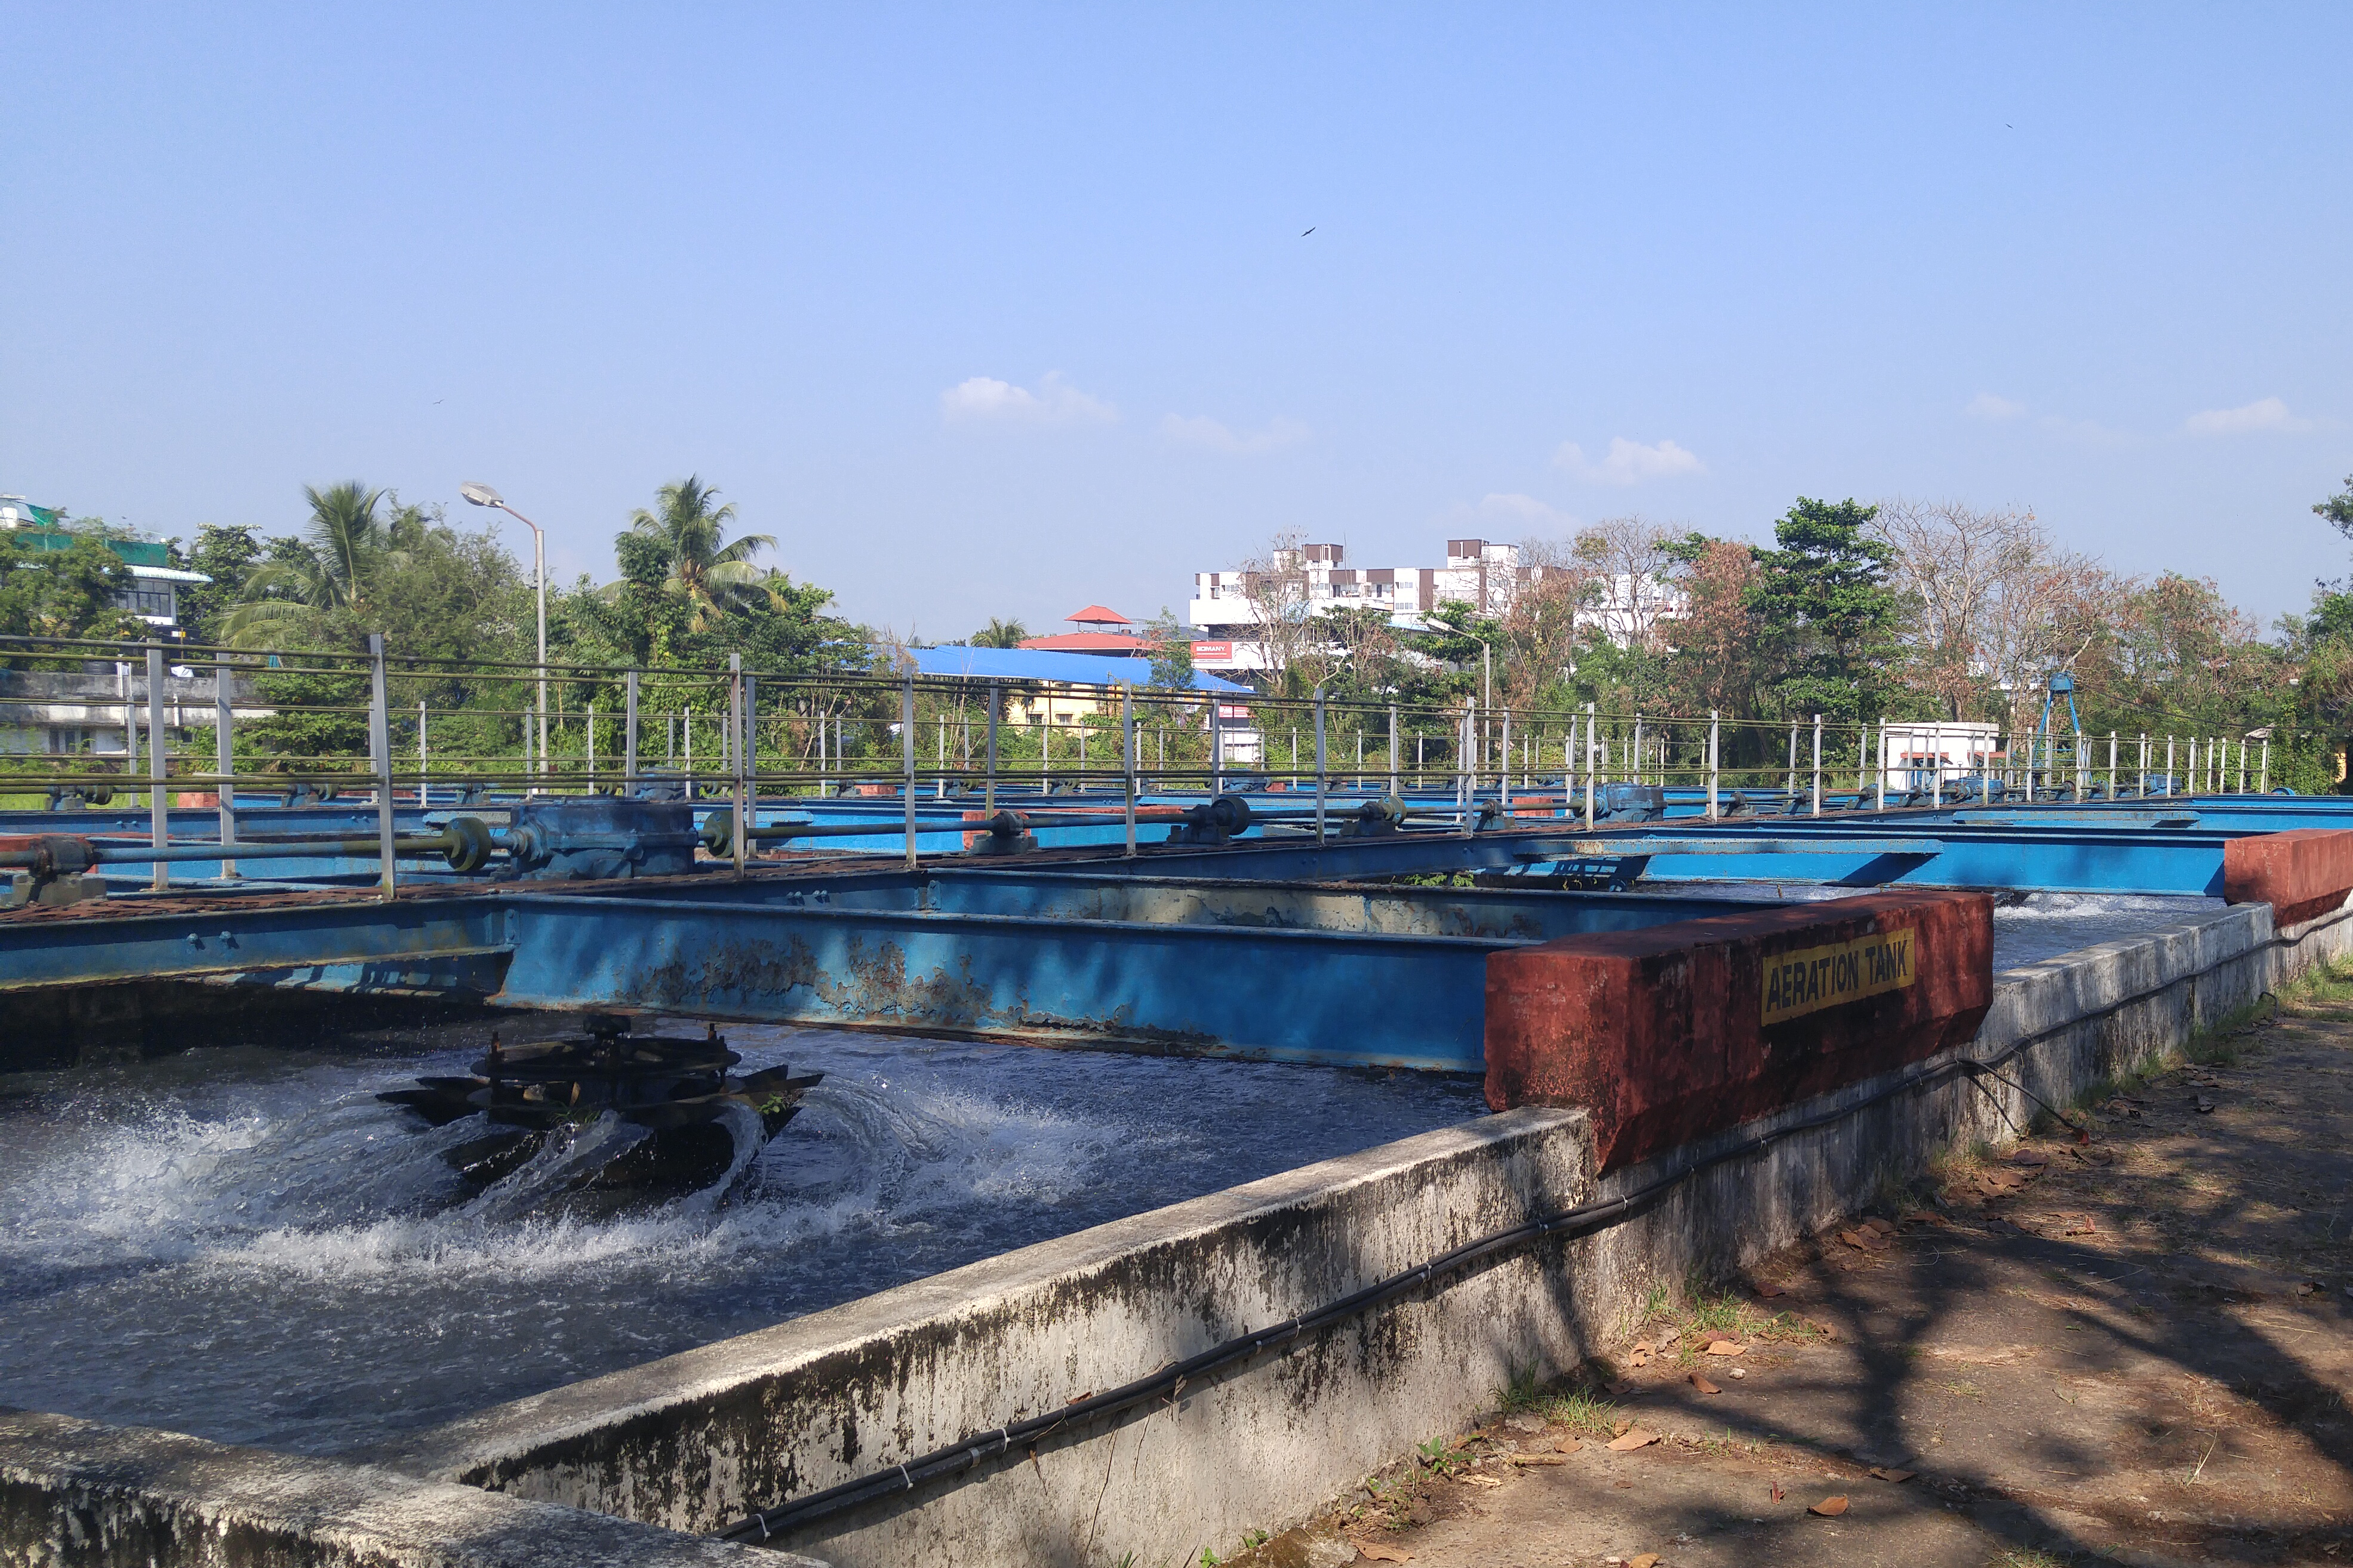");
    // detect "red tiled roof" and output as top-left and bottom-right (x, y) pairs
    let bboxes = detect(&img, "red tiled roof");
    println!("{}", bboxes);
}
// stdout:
(1067, 604), (1131, 626)
(1018, 631), (1145, 652)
